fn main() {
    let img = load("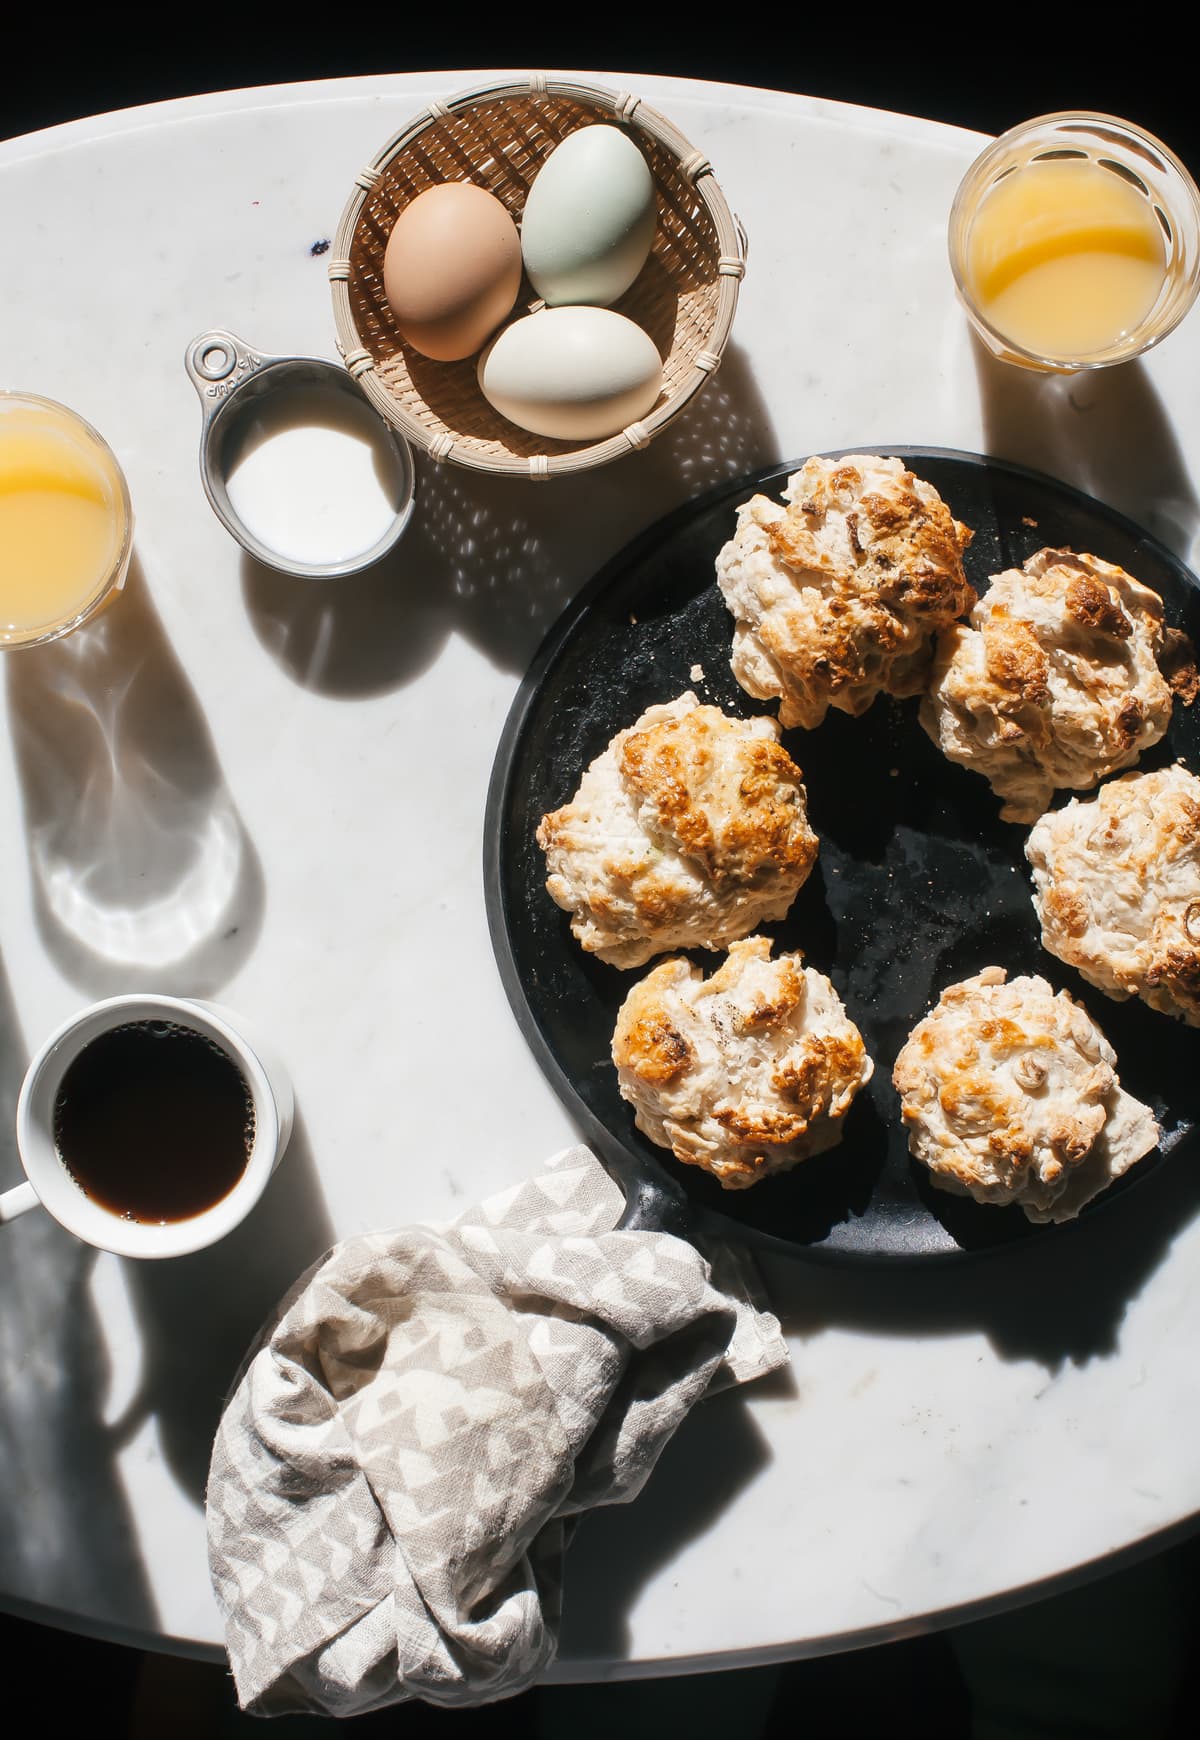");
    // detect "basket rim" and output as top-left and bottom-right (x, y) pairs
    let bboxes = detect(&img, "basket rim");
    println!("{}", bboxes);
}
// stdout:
(328, 73), (745, 480)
